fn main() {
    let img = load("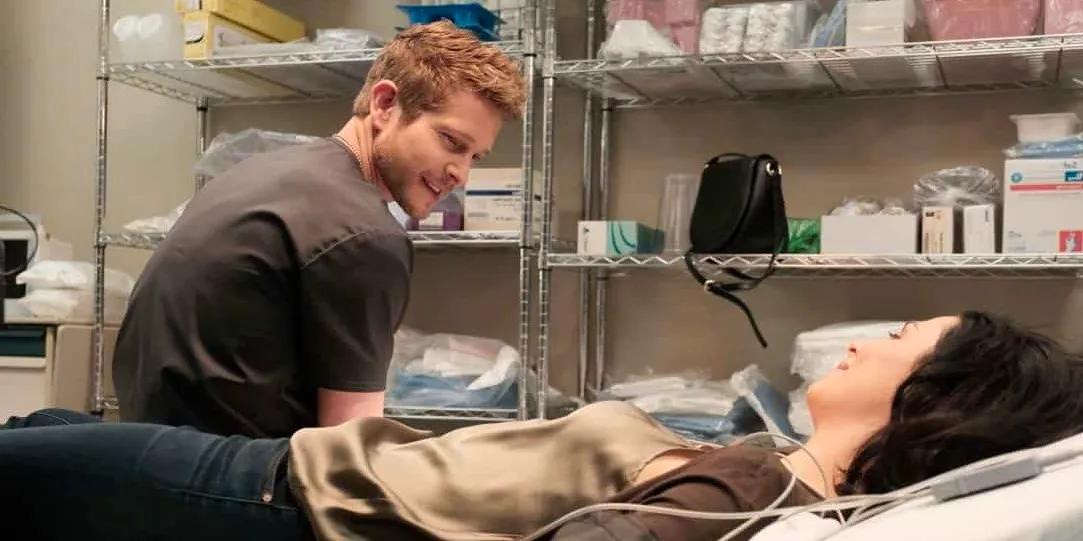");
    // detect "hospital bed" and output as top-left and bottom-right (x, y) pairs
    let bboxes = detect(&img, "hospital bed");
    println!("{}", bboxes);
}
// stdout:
(752, 431), (1083, 541)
